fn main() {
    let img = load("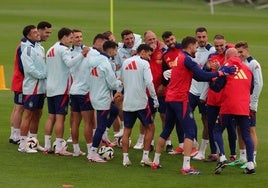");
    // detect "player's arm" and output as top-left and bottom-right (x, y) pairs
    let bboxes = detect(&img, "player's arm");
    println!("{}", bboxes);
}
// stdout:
(21, 46), (46, 79)
(103, 60), (123, 91)
(144, 63), (158, 107)
(250, 61), (263, 111)
(62, 47), (85, 68)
